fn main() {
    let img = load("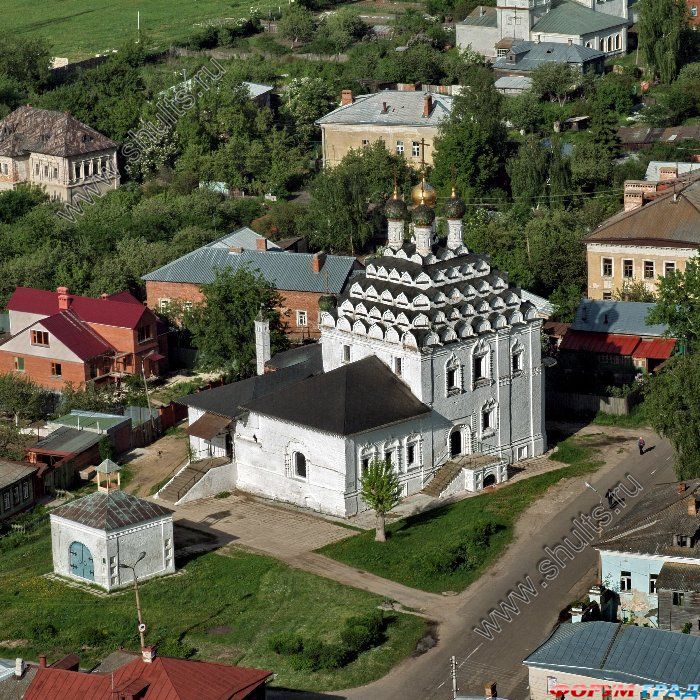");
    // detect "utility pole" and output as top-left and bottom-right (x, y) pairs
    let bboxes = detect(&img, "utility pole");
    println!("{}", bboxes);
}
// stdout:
(451, 655), (458, 699)
(120, 551), (147, 649)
